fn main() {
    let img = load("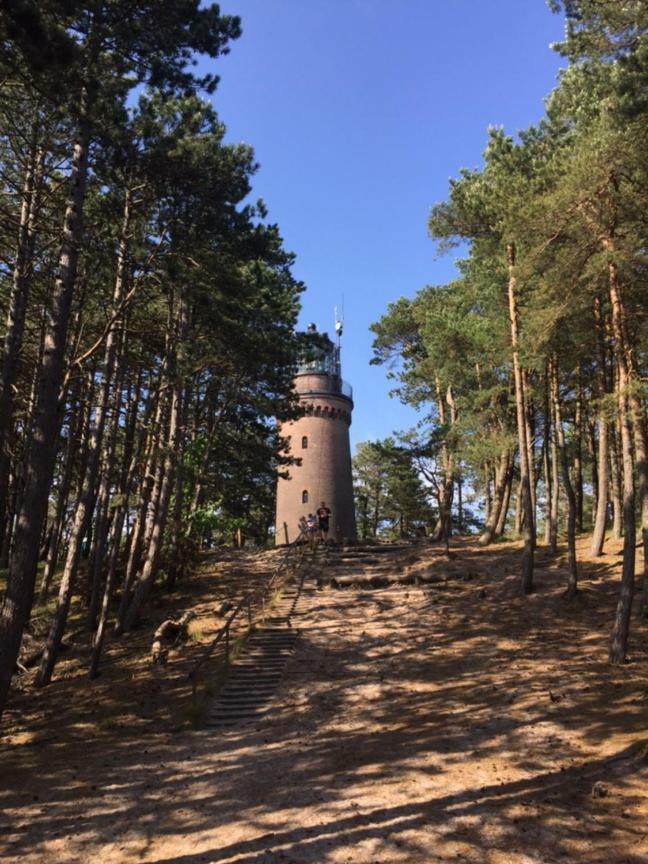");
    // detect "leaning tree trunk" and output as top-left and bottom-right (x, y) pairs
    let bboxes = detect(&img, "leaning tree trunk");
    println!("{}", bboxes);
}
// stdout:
(86, 374), (124, 631)
(35, 187), (132, 687)
(36, 374), (86, 604)
(122, 292), (184, 632)
(114, 421), (160, 633)
(522, 369), (537, 527)
(87, 328), (130, 630)
(114, 369), (165, 634)
(550, 357), (578, 597)
(506, 243), (534, 593)
(134, 427), (168, 578)
(123, 381), (181, 631)
(0, 123), (44, 556)
(88, 369), (143, 677)
(479, 451), (510, 546)
(87, 468), (111, 629)
(495, 464), (513, 537)
(484, 466), (493, 527)
(0, 99), (91, 717)
(35, 376), (106, 687)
